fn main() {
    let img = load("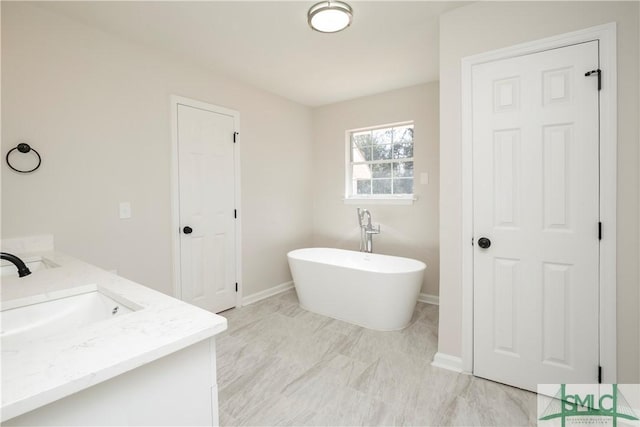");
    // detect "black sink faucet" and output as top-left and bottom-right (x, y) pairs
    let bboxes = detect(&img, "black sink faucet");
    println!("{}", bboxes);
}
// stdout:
(1, 252), (32, 277)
